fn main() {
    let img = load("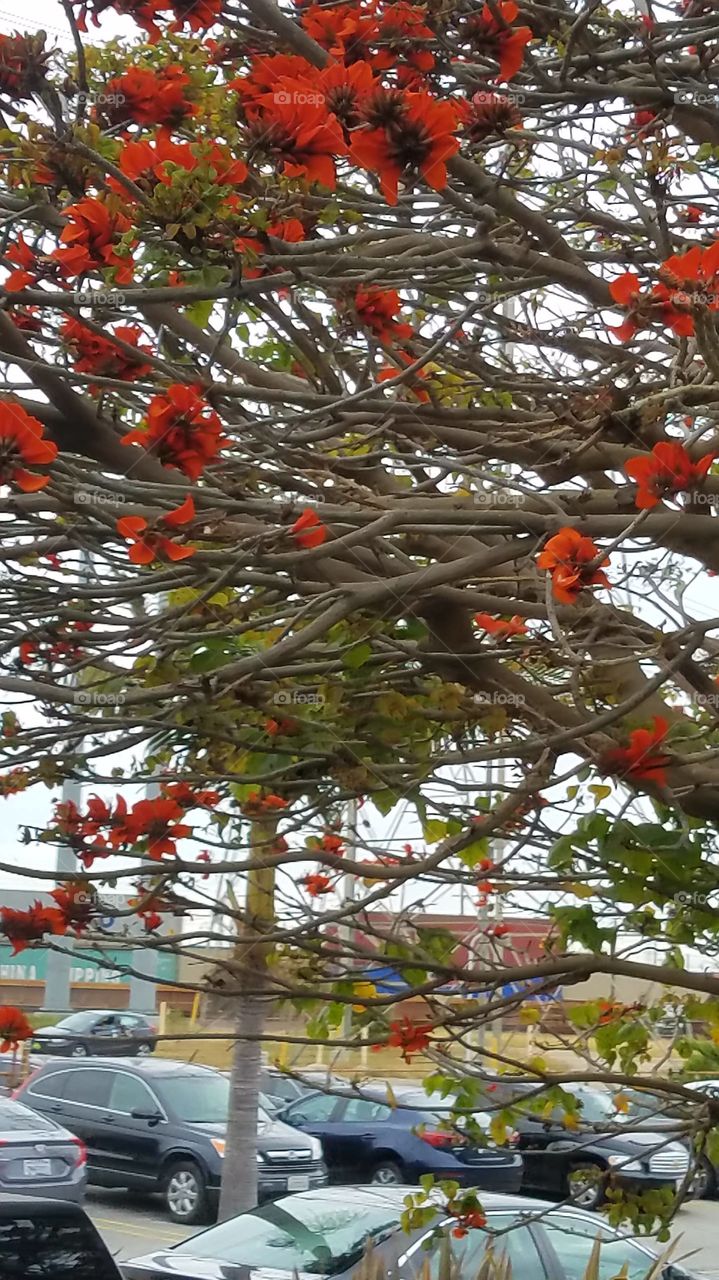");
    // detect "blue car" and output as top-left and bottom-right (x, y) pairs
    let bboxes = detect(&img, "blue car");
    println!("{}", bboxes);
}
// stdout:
(278, 1083), (524, 1191)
